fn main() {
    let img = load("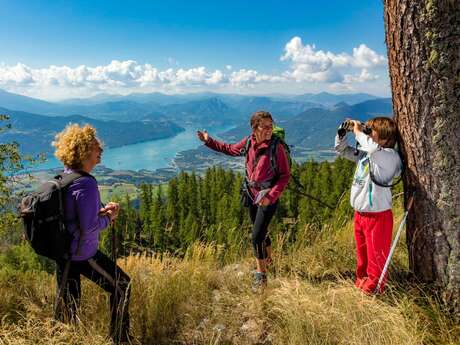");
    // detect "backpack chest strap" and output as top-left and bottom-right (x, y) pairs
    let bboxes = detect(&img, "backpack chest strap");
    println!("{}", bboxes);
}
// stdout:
(245, 177), (273, 190)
